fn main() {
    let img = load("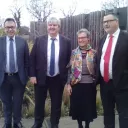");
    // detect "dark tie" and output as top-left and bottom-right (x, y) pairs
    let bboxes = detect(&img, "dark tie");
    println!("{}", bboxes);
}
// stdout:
(104, 35), (113, 82)
(9, 38), (15, 73)
(49, 38), (55, 76)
